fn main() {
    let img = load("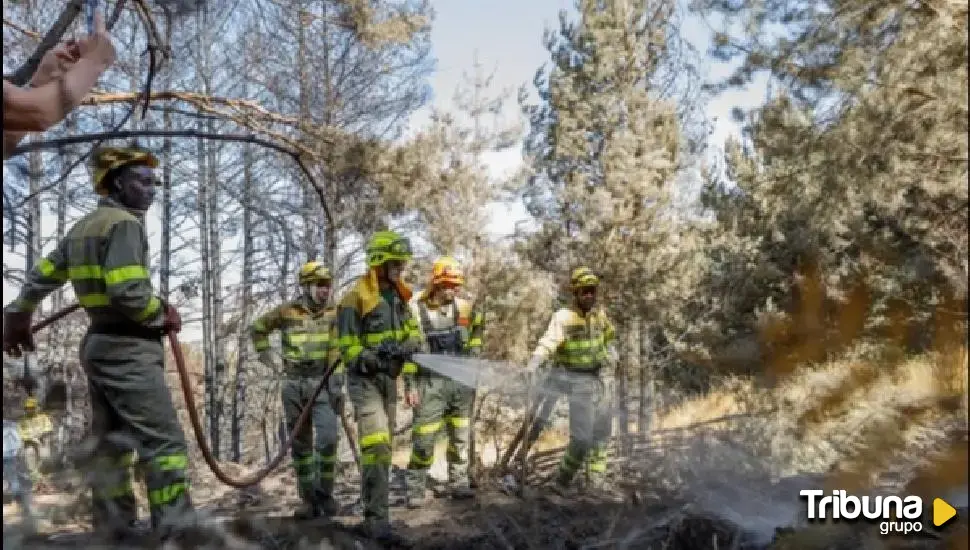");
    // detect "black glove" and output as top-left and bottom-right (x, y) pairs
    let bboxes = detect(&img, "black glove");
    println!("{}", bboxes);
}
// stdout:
(3, 310), (36, 357)
(355, 349), (381, 376)
(328, 372), (346, 413)
(375, 341), (414, 378)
